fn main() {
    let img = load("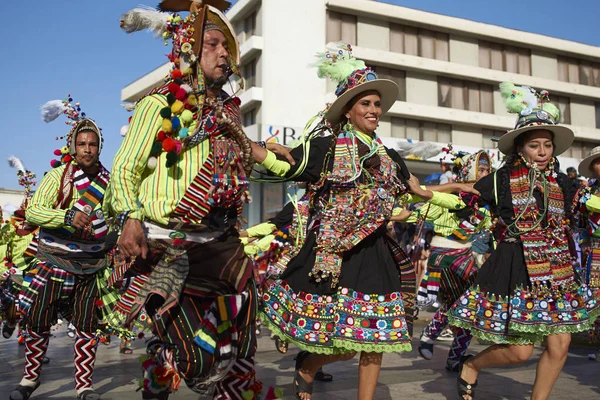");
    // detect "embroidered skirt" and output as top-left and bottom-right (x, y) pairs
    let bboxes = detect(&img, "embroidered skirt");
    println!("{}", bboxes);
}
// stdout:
(260, 228), (415, 354)
(582, 240), (600, 342)
(416, 245), (478, 308)
(447, 241), (600, 344)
